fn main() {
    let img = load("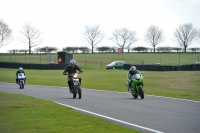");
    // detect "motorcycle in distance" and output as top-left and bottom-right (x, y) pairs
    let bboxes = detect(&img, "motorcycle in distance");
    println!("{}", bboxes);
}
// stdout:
(126, 73), (144, 99)
(64, 72), (82, 99)
(17, 73), (26, 89)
